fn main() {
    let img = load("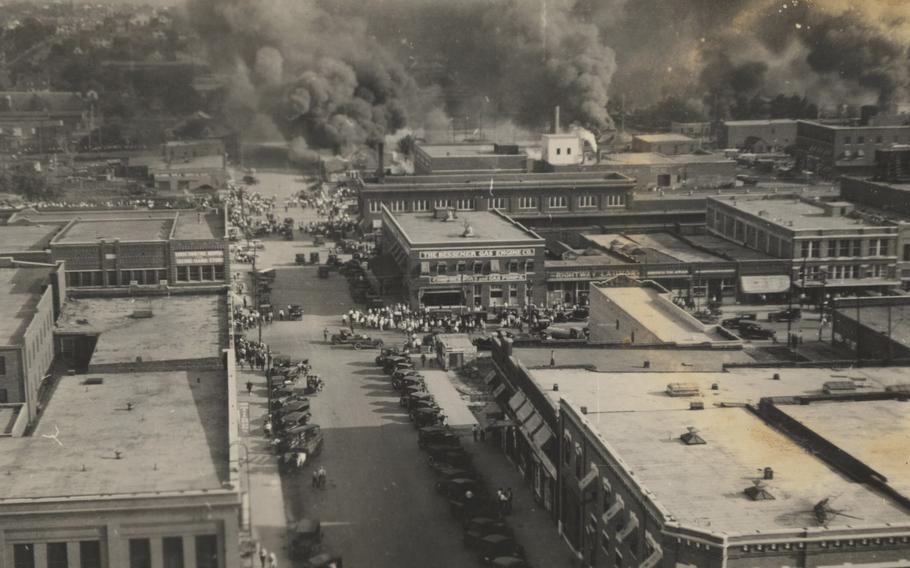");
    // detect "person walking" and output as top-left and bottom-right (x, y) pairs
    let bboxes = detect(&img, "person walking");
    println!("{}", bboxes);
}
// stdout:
(317, 466), (327, 489)
(312, 469), (319, 489)
(268, 551), (277, 568)
(479, 426), (486, 442)
(323, 328), (329, 342)
(258, 547), (268, 568)
(420, 352), (427, 368)
(472, 423), (479, 442)
(246, 380), (253, 395)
